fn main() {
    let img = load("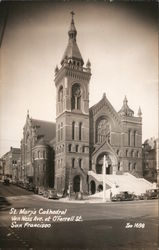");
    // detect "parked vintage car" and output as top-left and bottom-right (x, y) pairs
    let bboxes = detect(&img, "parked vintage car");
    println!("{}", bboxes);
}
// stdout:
(137, 193), (146, 200)
(145, 189), (159, 199)
(3, 179), (10, 185)
(112, 191), (134, 201)
(43, 189), (48, 198)
(43, 188), (59, 199)
(38, 186), (45, 195)
(26, 183), (34, 192)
